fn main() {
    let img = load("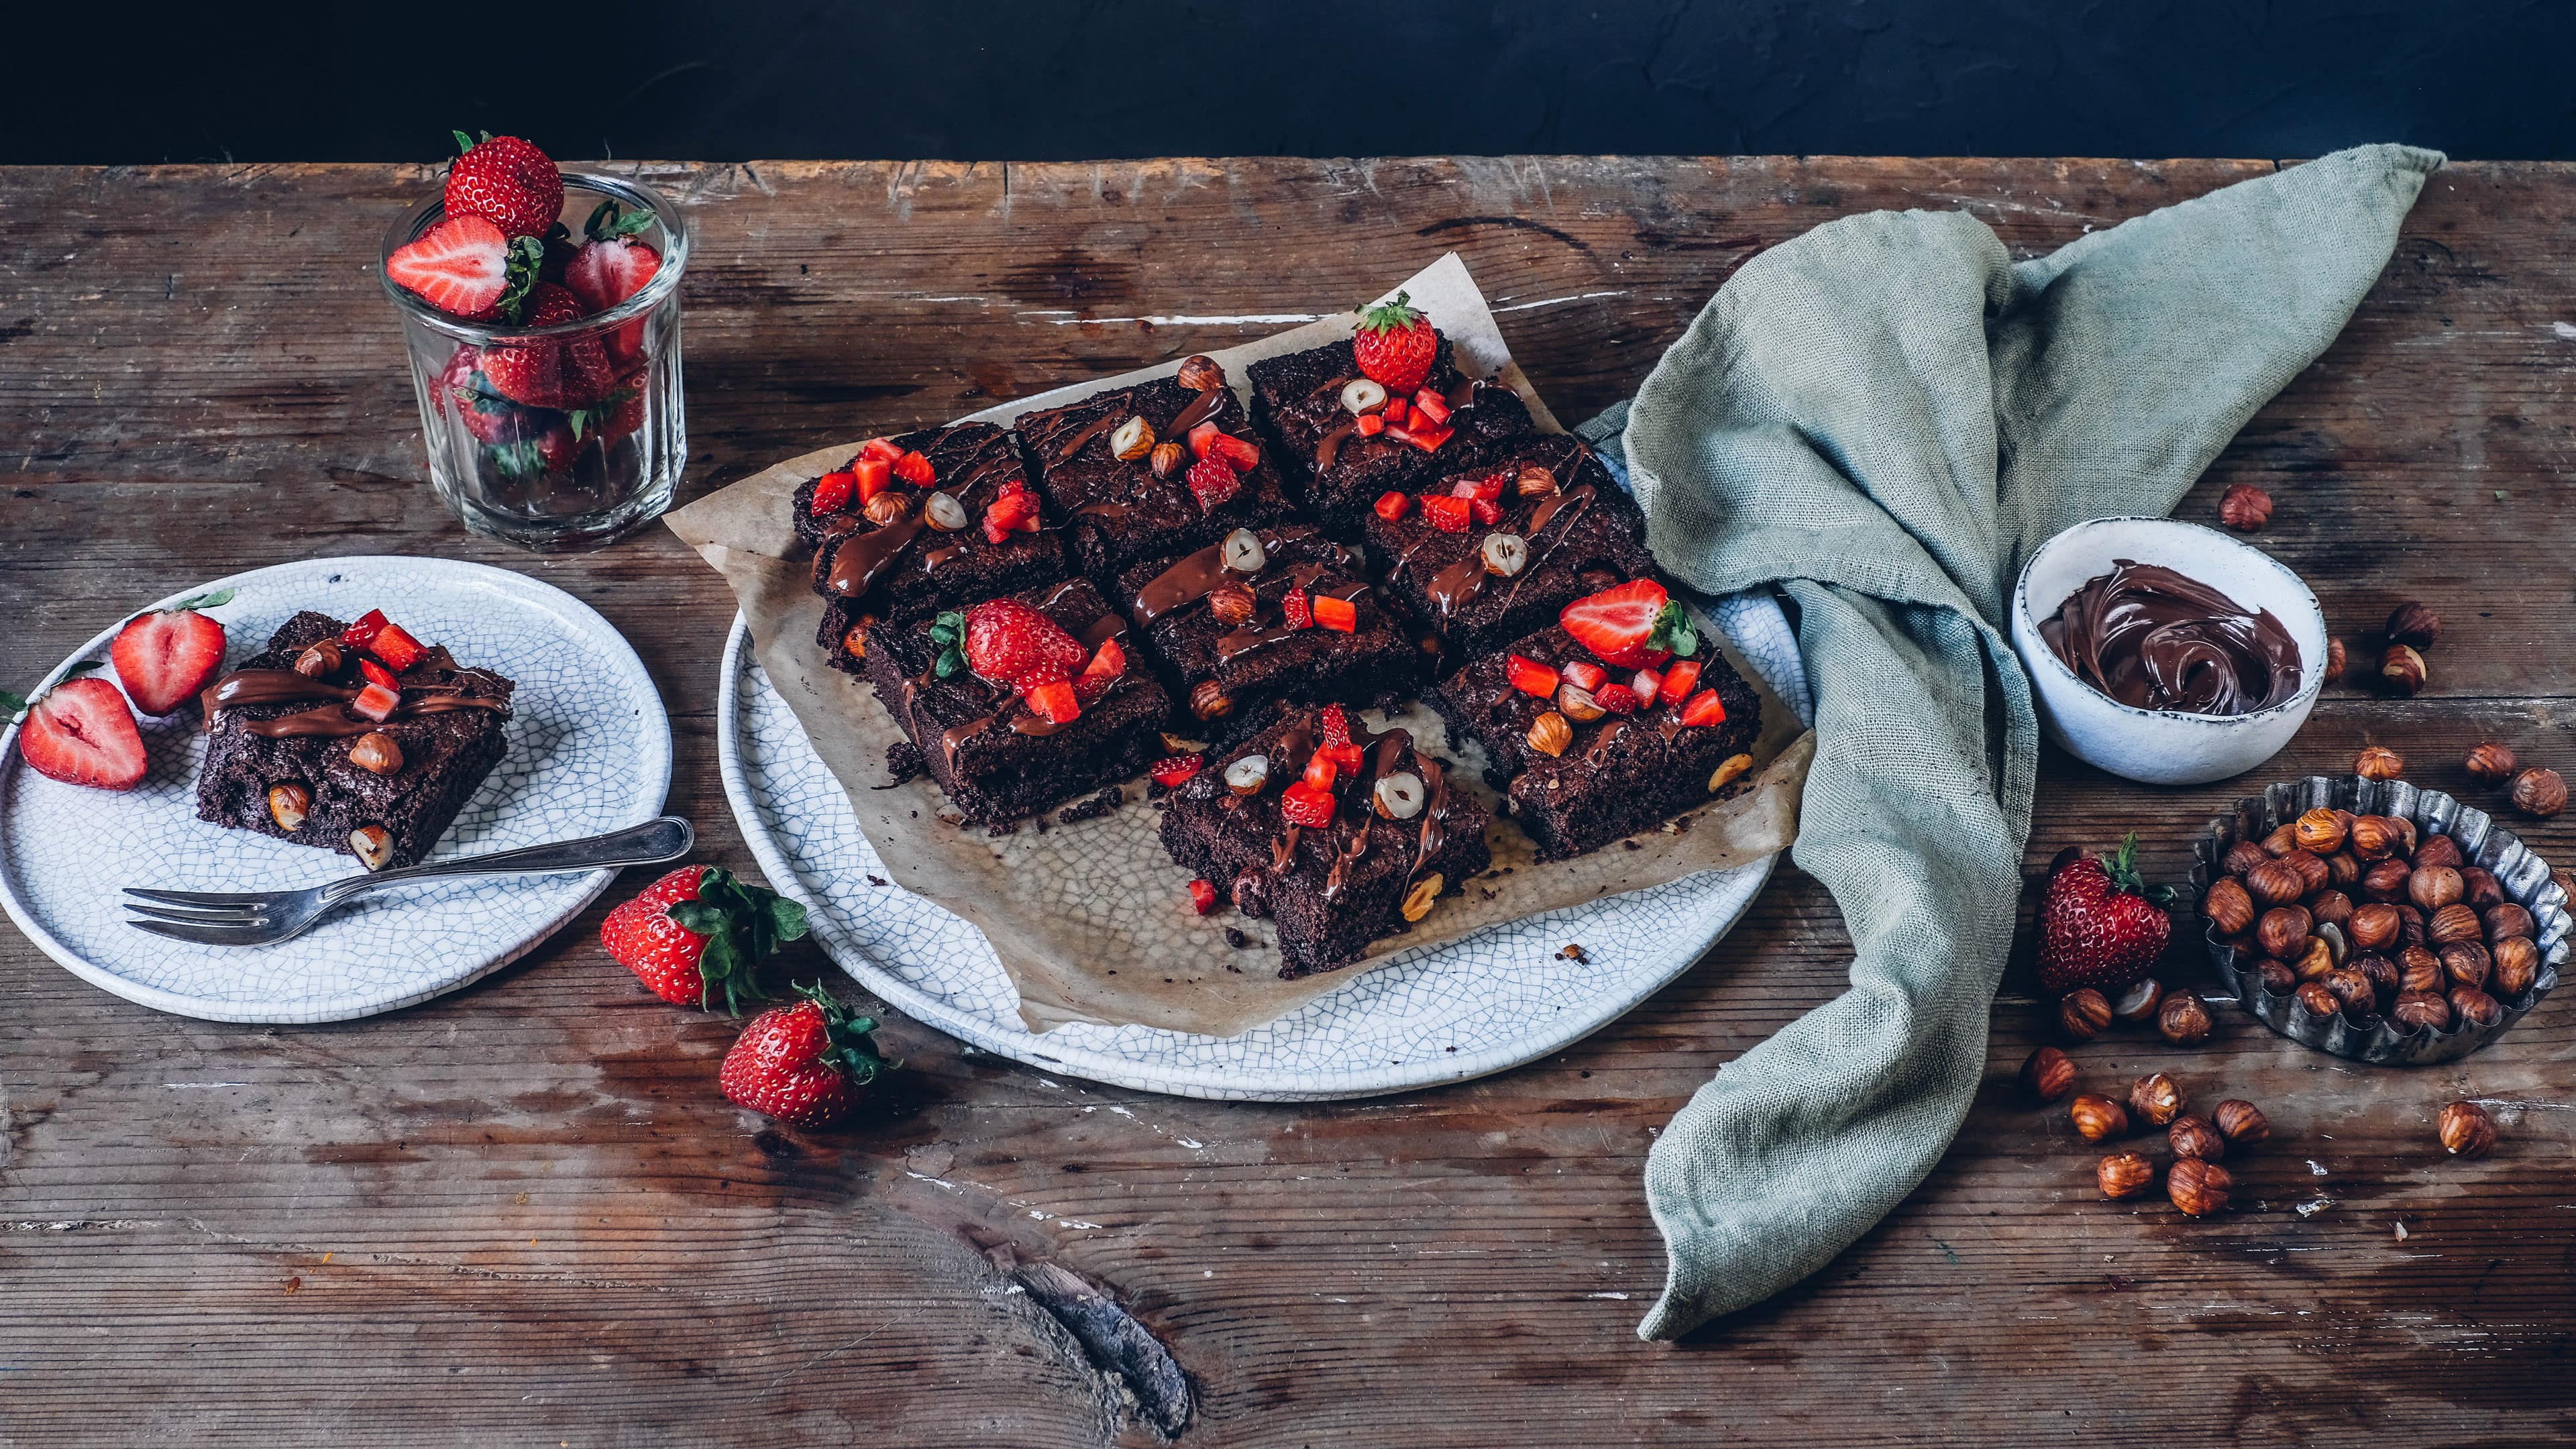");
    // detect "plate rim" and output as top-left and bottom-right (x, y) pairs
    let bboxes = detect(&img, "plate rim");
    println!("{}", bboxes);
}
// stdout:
(0, 555), (674, 1024)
